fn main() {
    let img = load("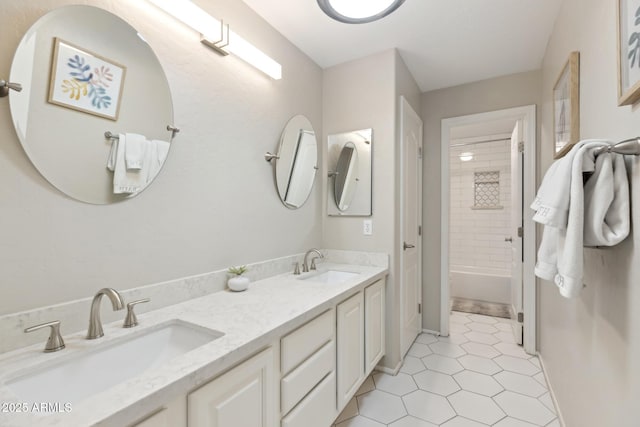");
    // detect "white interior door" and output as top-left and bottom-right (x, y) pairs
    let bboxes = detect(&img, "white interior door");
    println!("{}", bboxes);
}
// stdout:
(509, 120), (524, 345)
(400, 97), (423, 357)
